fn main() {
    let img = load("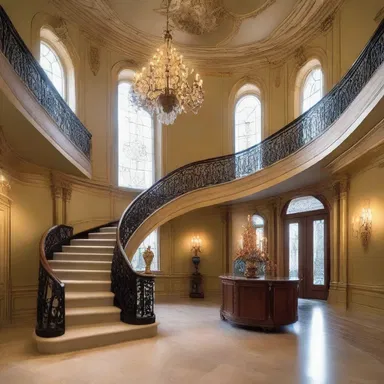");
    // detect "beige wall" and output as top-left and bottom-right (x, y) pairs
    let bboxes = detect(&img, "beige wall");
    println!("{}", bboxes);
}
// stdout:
(348, 164), (384, 314)
(0, 0), (383, 324)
